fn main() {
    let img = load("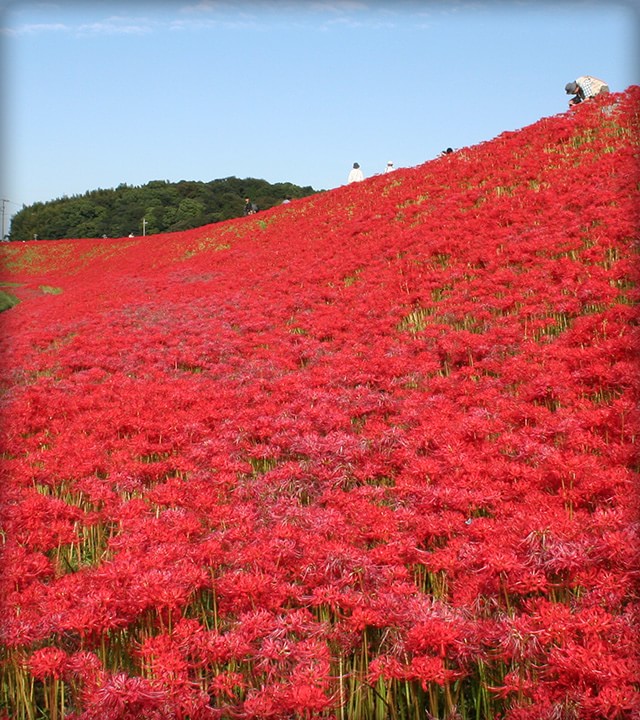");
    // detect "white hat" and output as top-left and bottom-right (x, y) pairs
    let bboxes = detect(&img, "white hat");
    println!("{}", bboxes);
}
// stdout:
(387, 161), (393, 165)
